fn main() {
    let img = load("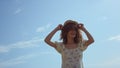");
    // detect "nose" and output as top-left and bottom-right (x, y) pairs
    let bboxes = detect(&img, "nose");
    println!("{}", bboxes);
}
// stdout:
(71, 30), (76, 33)
(71, 30), (76, 34)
